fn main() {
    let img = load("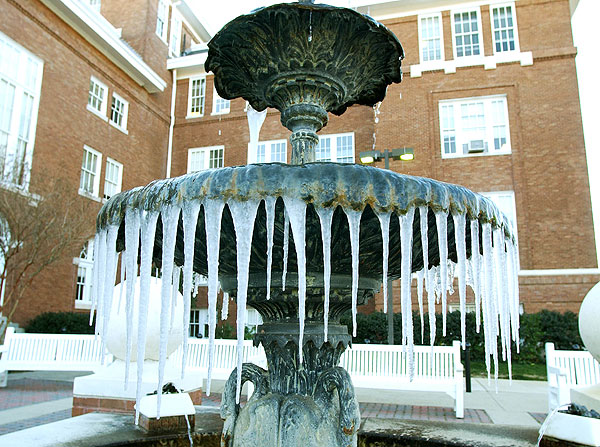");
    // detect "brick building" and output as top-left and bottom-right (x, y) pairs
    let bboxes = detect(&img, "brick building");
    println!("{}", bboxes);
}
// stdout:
(0, 0), (597, 335)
